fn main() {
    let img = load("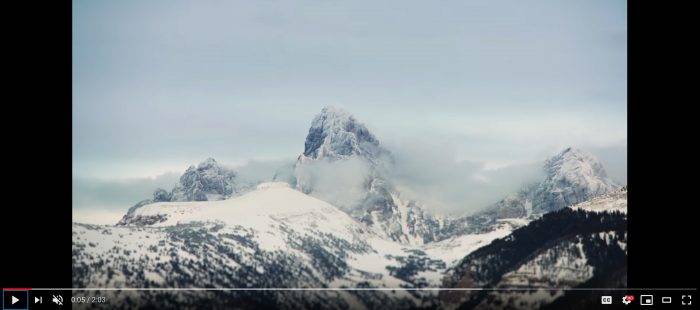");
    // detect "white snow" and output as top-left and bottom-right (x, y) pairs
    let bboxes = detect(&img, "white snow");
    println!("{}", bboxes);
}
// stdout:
(73, 209), (127, 225)
(420, 222), (517, 266)
(79, 181), (525, 289)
